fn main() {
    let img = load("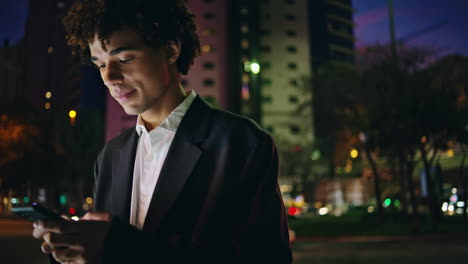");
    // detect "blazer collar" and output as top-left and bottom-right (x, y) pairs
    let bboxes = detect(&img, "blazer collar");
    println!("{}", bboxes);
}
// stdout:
(112, 96), (213, 232)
